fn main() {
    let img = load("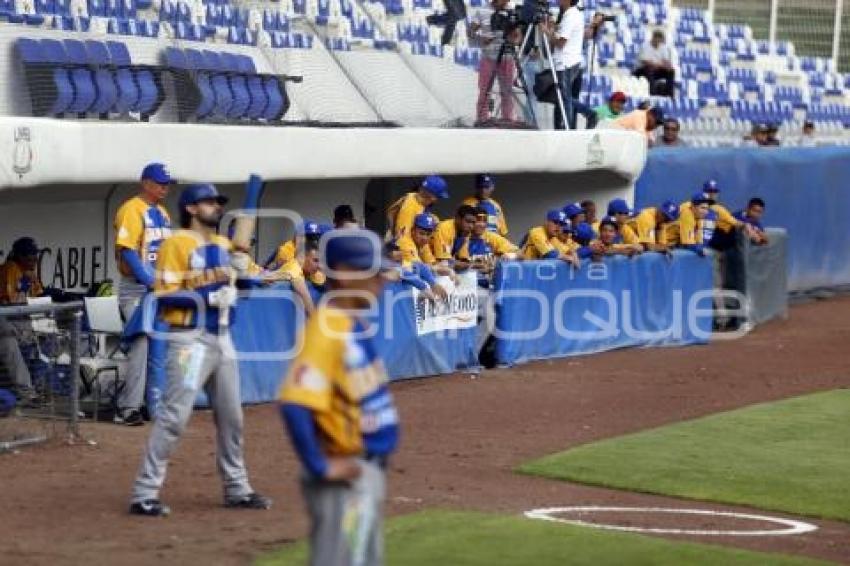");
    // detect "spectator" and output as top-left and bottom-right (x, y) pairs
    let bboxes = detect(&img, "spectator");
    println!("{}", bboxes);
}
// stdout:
(540, 0), (598, 130)
(0, 317), (37, 405)
(613, 106), (663, 142)
(431, 205), (478, 269)
(562, 202), (587, 225)
(628, 200), (679, 252)
(386, 176), (449, 239)
(744, 123), (770, 147)
(266, 220), (324, 270)
(467, 209), (519, 286)
(469, 0), (516, 124)
(581, 200), (598, 226)
(657, 118), (688, 147)
(462, 174), (509, 236)
(397, 213), (449, 300)
(734, 197), (769, 245)
(594, 91), (627, 121)
(333, 204), (359, 229)
(671, 193), (713, 255)
(427, 0), (467, 46)
(799, 121), (817, 147)
(634, 30), (675, 97)
(0, 237), (44, 305)
(521, 209), (579, 266)
(765, 123), (781, 146)
(606, 198), (640, 245)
